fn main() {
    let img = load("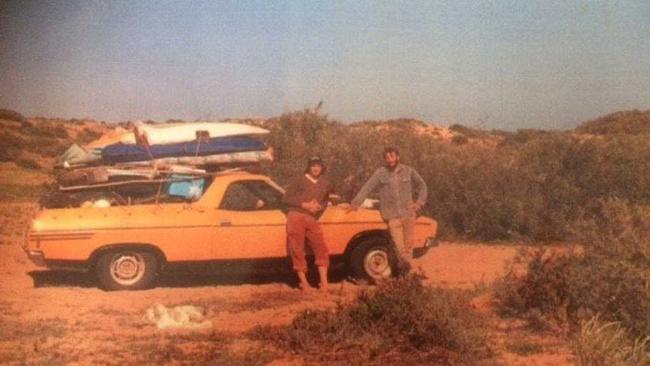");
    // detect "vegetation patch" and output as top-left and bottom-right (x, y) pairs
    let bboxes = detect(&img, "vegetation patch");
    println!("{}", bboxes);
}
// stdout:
(250, 274), (490, 365)
(0, 184), (45, 202)
(0, 108), (26, 122)
(573, 315), (649, 366)
(122, 332), (277, 366)
(505, 340), (544, 356)
(495, 198), (650, 361)
(76, 127), (103, 144)
(0, 317), (69, 342)
(16, 158), (41, 170)
(575, 109), (650, 135)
